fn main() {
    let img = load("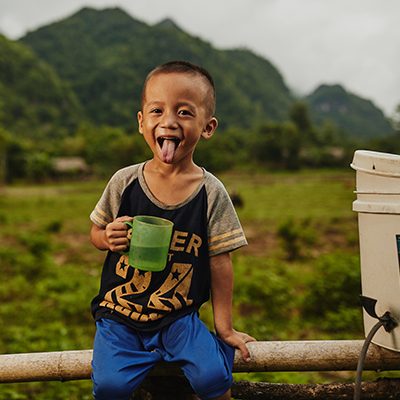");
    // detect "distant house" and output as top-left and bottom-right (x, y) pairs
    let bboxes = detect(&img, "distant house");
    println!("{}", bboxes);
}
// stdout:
(52, 157), (89, 176)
